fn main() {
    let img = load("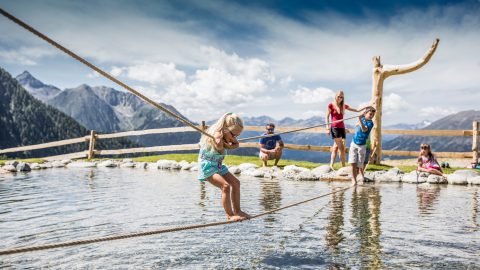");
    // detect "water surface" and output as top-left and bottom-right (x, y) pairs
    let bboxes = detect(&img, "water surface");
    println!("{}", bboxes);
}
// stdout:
(1, 168), (479, 269)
